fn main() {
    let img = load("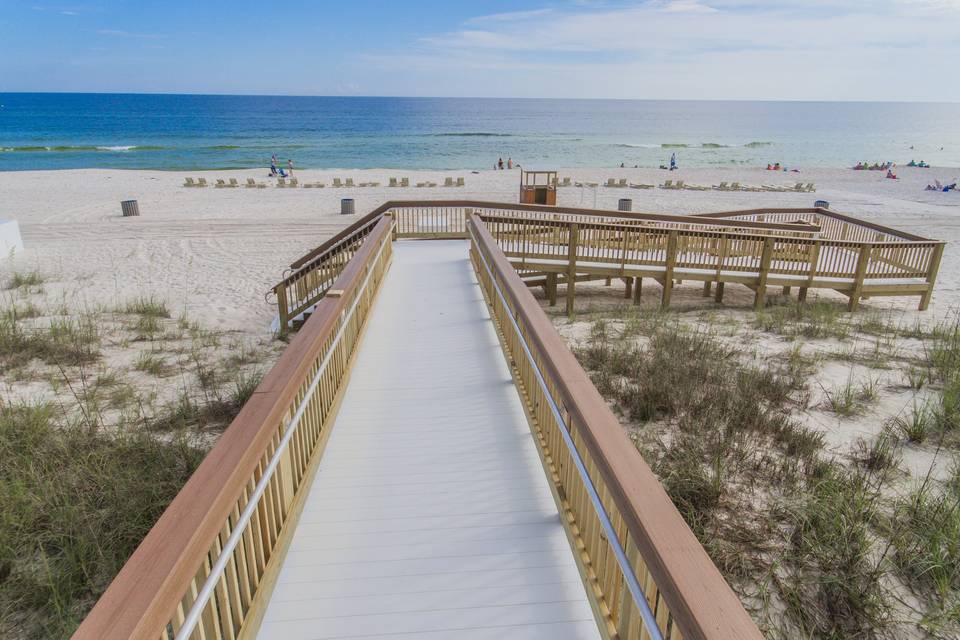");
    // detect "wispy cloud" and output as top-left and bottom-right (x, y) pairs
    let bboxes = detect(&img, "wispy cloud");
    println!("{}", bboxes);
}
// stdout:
(467, 8), (554, 23)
